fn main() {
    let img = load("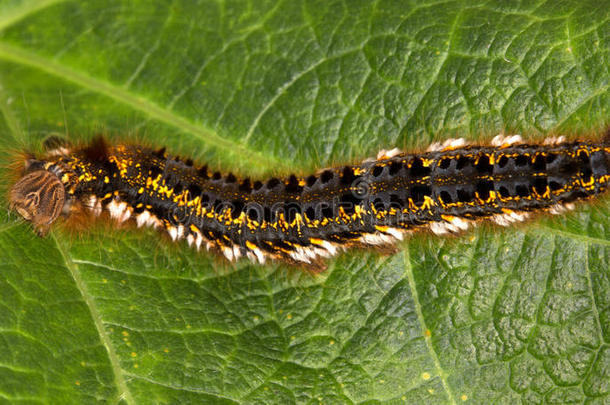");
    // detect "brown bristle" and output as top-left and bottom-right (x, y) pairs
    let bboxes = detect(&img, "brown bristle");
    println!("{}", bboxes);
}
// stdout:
(81, 136), (109, 162)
